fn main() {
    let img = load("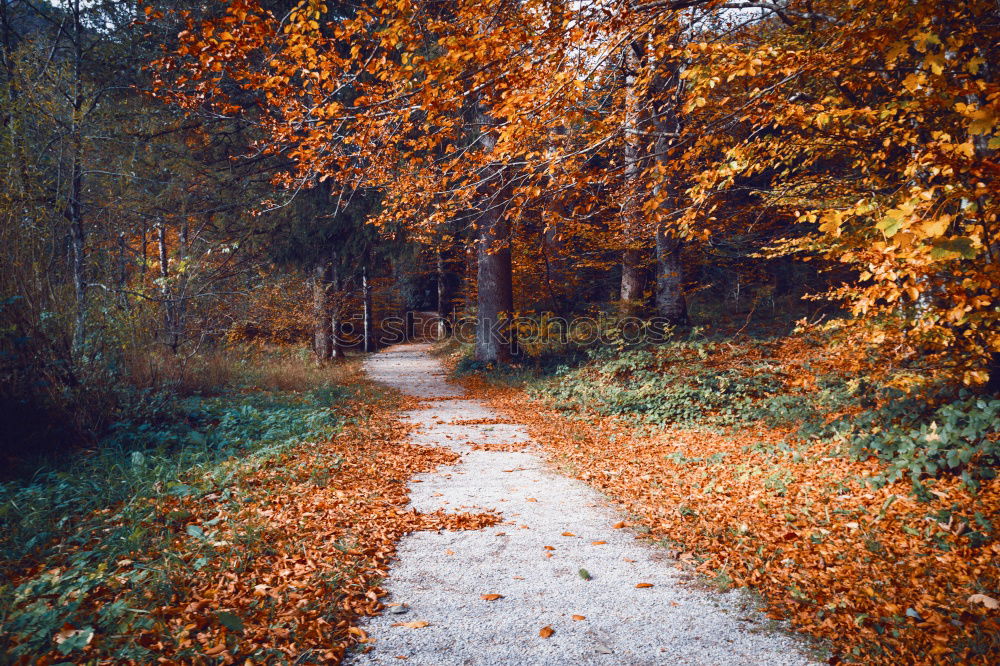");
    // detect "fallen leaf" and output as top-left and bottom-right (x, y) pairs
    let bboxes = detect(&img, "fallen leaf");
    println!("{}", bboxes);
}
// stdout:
(968, 594), (999, 610)
(392, 621), (430, 628)
(591, 540), (607, 545)
(526, 498), (538, 502)
(203, 642), (227, 657)
(539, 625), (554, 638)
(613, 522), (627, 529)
(579, 568), (592, 580)
(572, 615), (586, 621)
(562, 531), (576, 537)
(481, 594), (503, 601)
(635, 583), (654, 589)
(445, 549), (455, 555)
(348, 626), (369, 640)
